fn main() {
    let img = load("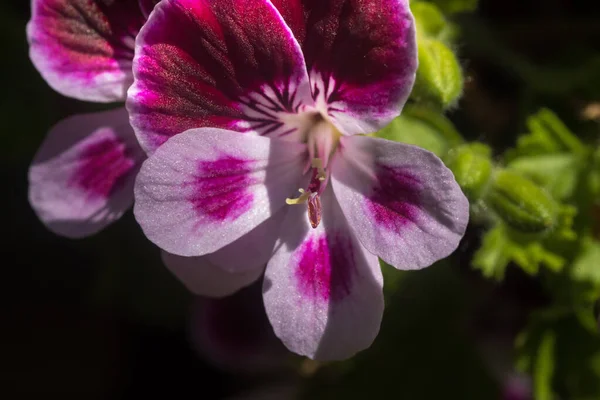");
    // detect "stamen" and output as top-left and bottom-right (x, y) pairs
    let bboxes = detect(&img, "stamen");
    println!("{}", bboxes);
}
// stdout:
(286, 188), (310, 205)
